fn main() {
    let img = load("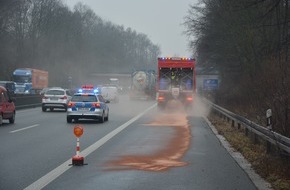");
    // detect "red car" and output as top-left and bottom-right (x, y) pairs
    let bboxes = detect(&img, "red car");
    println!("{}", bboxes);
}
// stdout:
(0, 86), (16, 125)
